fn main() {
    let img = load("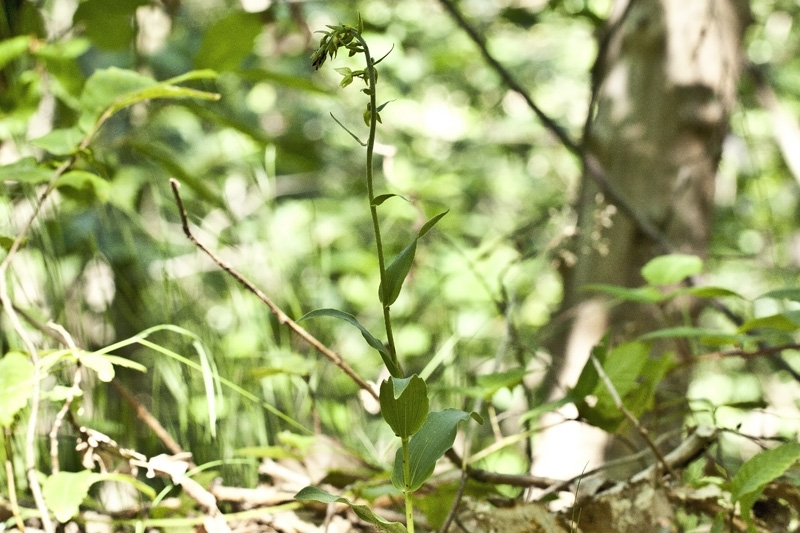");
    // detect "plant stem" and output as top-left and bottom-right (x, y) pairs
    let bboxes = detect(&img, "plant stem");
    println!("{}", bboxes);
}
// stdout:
(402, 437), (415, 533)
(356, 33), (402, 376)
